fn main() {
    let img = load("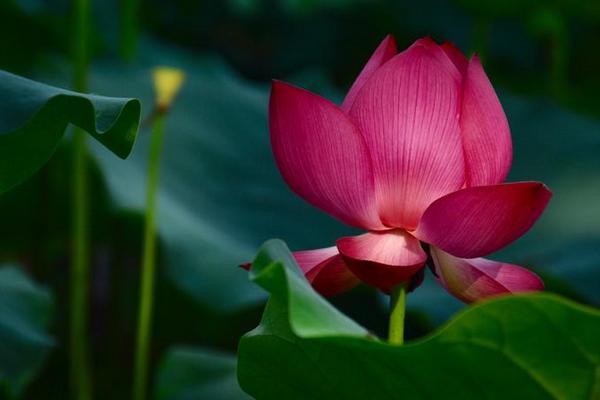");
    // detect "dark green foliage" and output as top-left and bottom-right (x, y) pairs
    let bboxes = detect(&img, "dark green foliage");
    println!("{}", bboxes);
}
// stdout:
(0, 70), (140, 193)
(238, 240), (600, 400)
(0, 266), (54, 398)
